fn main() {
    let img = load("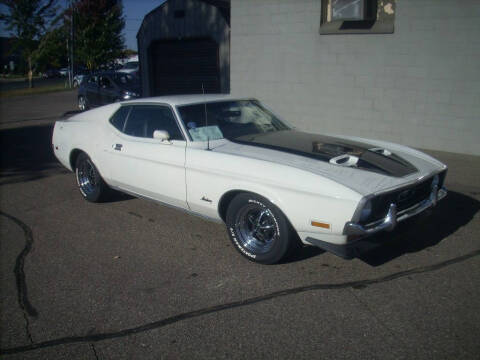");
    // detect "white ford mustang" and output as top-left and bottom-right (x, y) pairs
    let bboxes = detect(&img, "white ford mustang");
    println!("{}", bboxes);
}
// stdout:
(52, 95), (447, 264)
